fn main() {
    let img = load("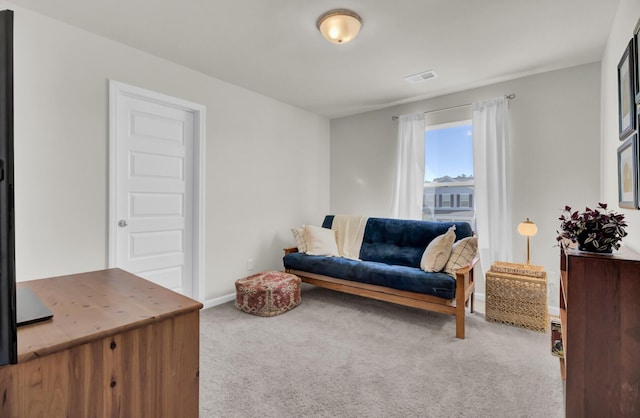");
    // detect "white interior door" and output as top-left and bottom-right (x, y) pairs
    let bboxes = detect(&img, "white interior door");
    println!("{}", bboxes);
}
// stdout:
(109, 82), (204, 298)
